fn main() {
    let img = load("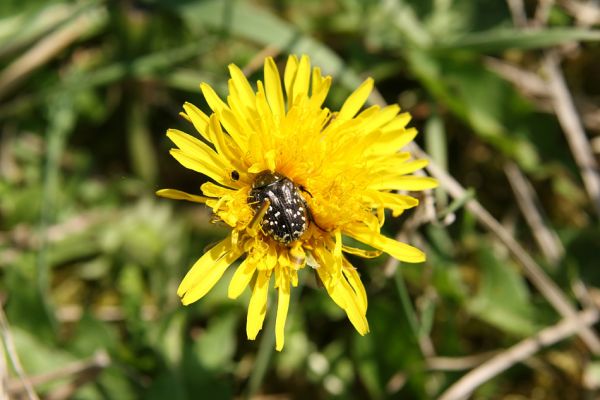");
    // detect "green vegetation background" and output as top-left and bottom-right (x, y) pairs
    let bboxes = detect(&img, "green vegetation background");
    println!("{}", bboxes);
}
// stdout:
(1, 0), (600, 398)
